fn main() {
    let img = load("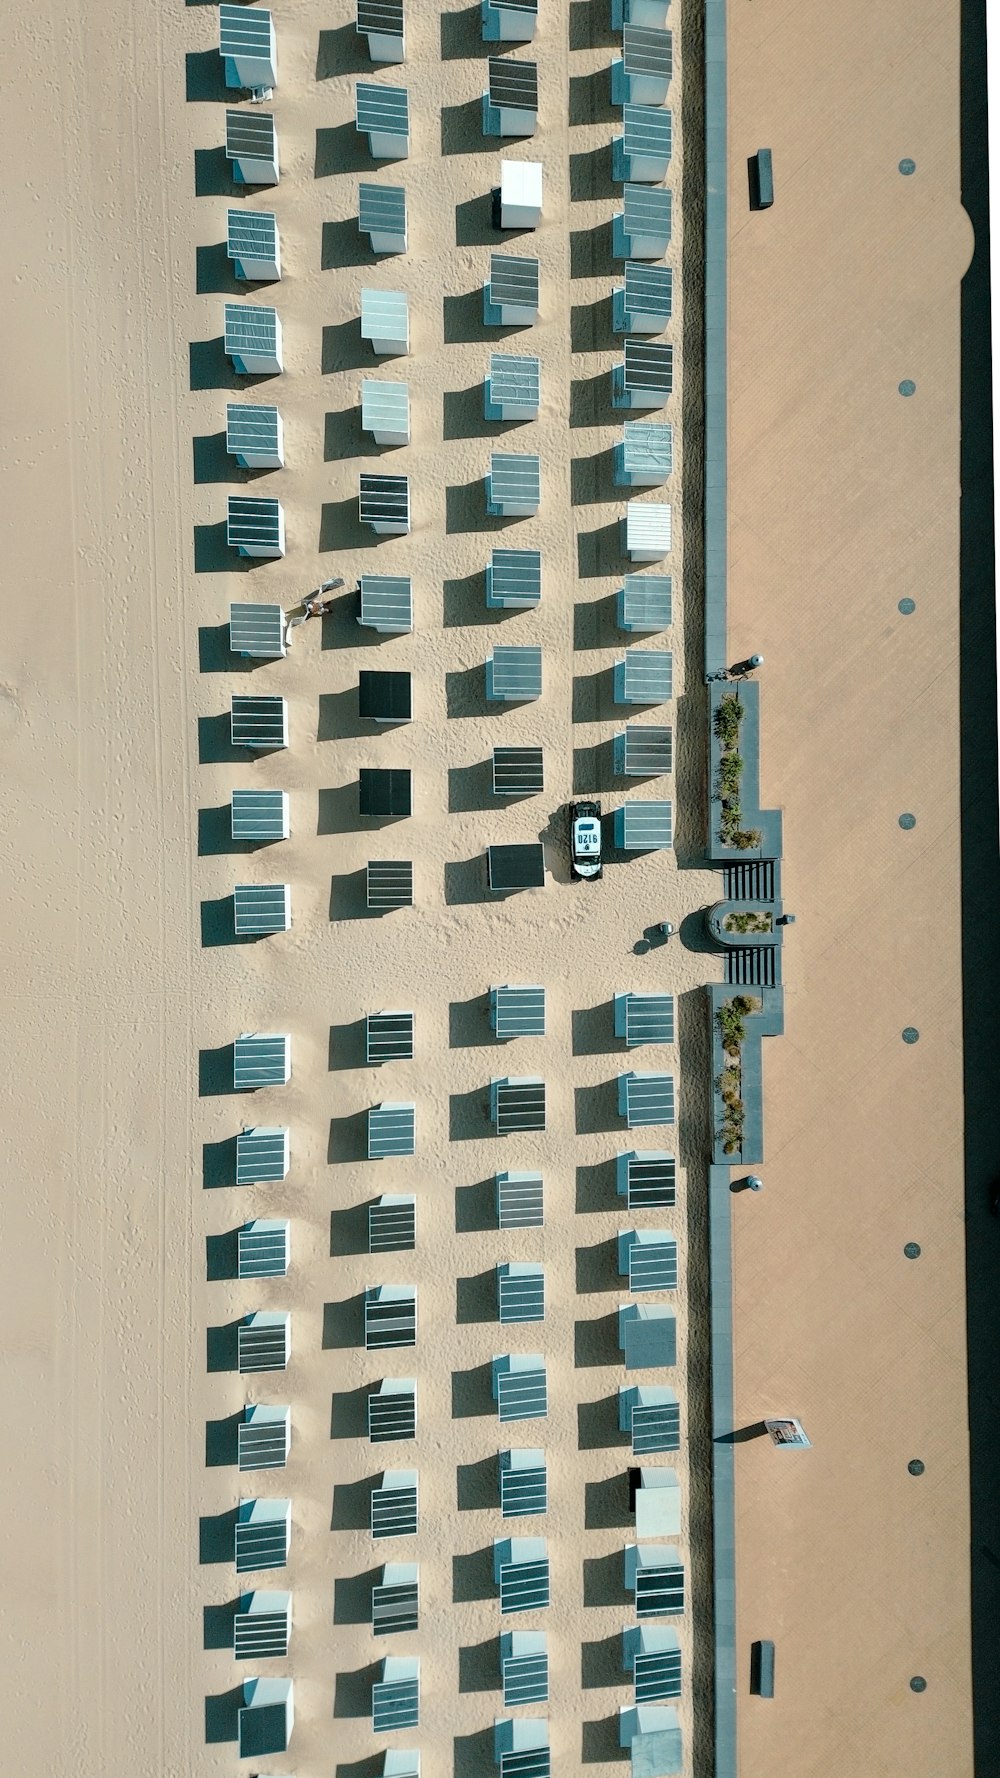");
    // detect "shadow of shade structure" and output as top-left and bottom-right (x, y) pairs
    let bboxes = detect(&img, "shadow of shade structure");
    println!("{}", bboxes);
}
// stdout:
(373, 1562), (419, 1635)
(229, 602), (286, 660)
(238, 1310), (290, 1373)
(619, 1303), (676, 1370)
(499, 160), (543, 229)
(372, 1467), (419, 1538)
(360, 473), (410, 535)
(613, 651), (673, 705)
(234, 1589), (291, 1659)
(238, 1218), (290, 1279)
(362, 378), (411, 445)
(227, 497), (285, 559)
(488, 452), (540, 516)
(614, 261), (672, 335)
(485, 253), (540, 326)
(487, 547), (541, 609)
(498, 1261), (545, 1323)
(227, 403), (284, 470)
(231, 695), (288, 751)
(625, 1624), (681, 1703)
(501, 1629), (548, 1705)
(483, 0), (537, 41)
(360, 672), (413, 726)
(361, 287), (410, 356)
(224, 303), (283, 375)
(491, 1076), (546, 1133)
(495, 1718), (550, 1778)
(614, 803), (673, 852)
(231, 787), (289, 841)
(368, 1378), (417, 1443)
(614, 992), (674, 1047)
(617, 1151), (675, 1209)
(613, 26), (672, 106)
(614, 185), (672, 260)
(235, 1496), (291, 1572)
(237, 1677), (293, 1760)
(365, 1284), (417, 1350)
(359, 182), (408, 254)
(485, 57), (538, 138)
(236, 1127), (290, 1185)
(491, 984), (545, 1039)
(227, 209), (280, 282)
(358, 0), (405, 63)
(619, 1704), (682, 1777)
(368, 1102), (416, 1158)
(493, 1353), (548, 1423)
(626, 1543), (685, 1617)
(356, 82), (410, 159)
(624, 502), (671, 562)
(234, 1033), (291, 1090)
(615, 422), (673, 486)
(613, 106), (672, 184)
(372, 1656), (420, 1731)
(493, 747), (545, 797)
(487, 845), (546, 894)
(617, 575), (671, 632)
(220, 5), (277, 92)
(367, 858), (414, 910)
(500, 1447), (547, 1517)
(494, 1536), (550, 1613)
(618, 1072), (675, 1127)
(486, 354), (540, 422)
(360, 574), (413, 633)
(361, 768), (413, 819)
(233, 883), (291, 936)
(613, 341), (673, 411)
(619, 1385), (680, 1454)
(497, 1170), (544, 1228)
(367, 1009), (414, 1061)
(487, 646), (542, 702)
(226, 108), (279, 186)
(631, 1467), (681, 1537)
(614, 726), (672, 777)
(238, 1403), (291, 1471)
(370, 1194), (416, 1253)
